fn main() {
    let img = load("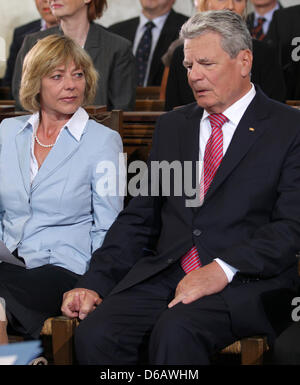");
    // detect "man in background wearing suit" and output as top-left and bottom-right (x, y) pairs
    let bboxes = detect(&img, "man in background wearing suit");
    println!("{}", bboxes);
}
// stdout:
(0, 0), (58, 90)
(247, 0), (281, 40)
(267, 4), (300, 100)
(61, 10), (300, 365)
(109, 0), (187, 86)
